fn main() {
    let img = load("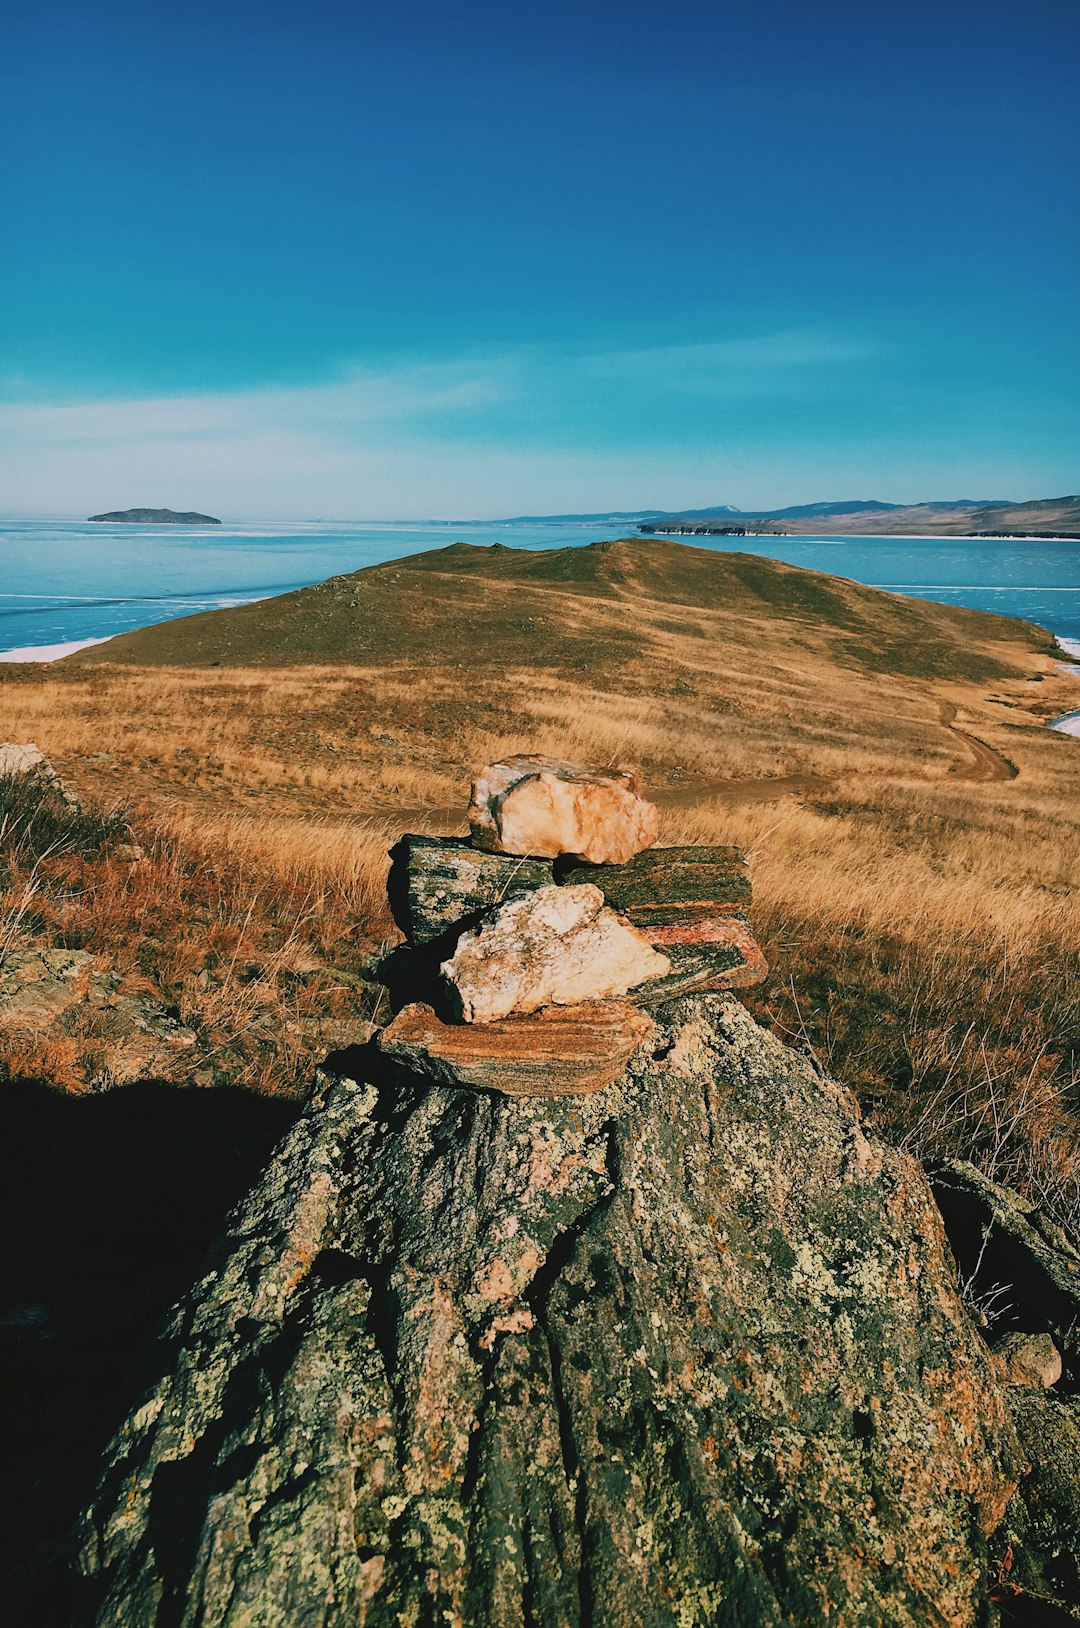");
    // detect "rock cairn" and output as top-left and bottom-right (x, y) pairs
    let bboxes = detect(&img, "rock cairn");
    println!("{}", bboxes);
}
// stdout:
(377, 753), (767, 1095)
